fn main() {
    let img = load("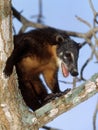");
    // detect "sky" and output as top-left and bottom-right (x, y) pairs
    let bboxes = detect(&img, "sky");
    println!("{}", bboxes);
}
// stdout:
(12, 0), (98, 130)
